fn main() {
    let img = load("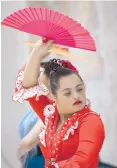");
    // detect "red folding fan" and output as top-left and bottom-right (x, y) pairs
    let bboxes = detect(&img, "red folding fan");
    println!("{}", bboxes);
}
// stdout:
(1, 7), (96, 51)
